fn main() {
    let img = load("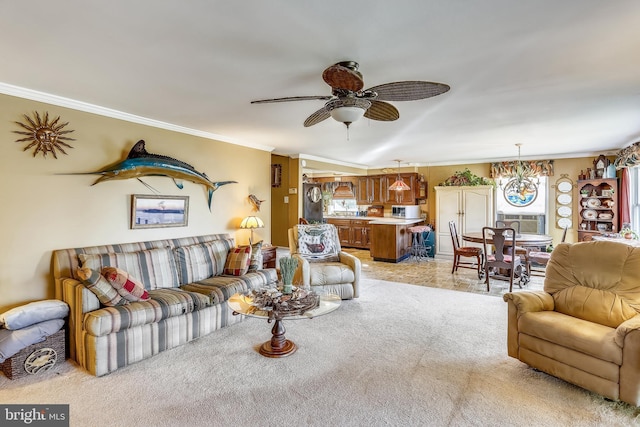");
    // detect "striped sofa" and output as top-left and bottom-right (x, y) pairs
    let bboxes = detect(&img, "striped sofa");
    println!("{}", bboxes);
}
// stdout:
(52, 234), (277, 376)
